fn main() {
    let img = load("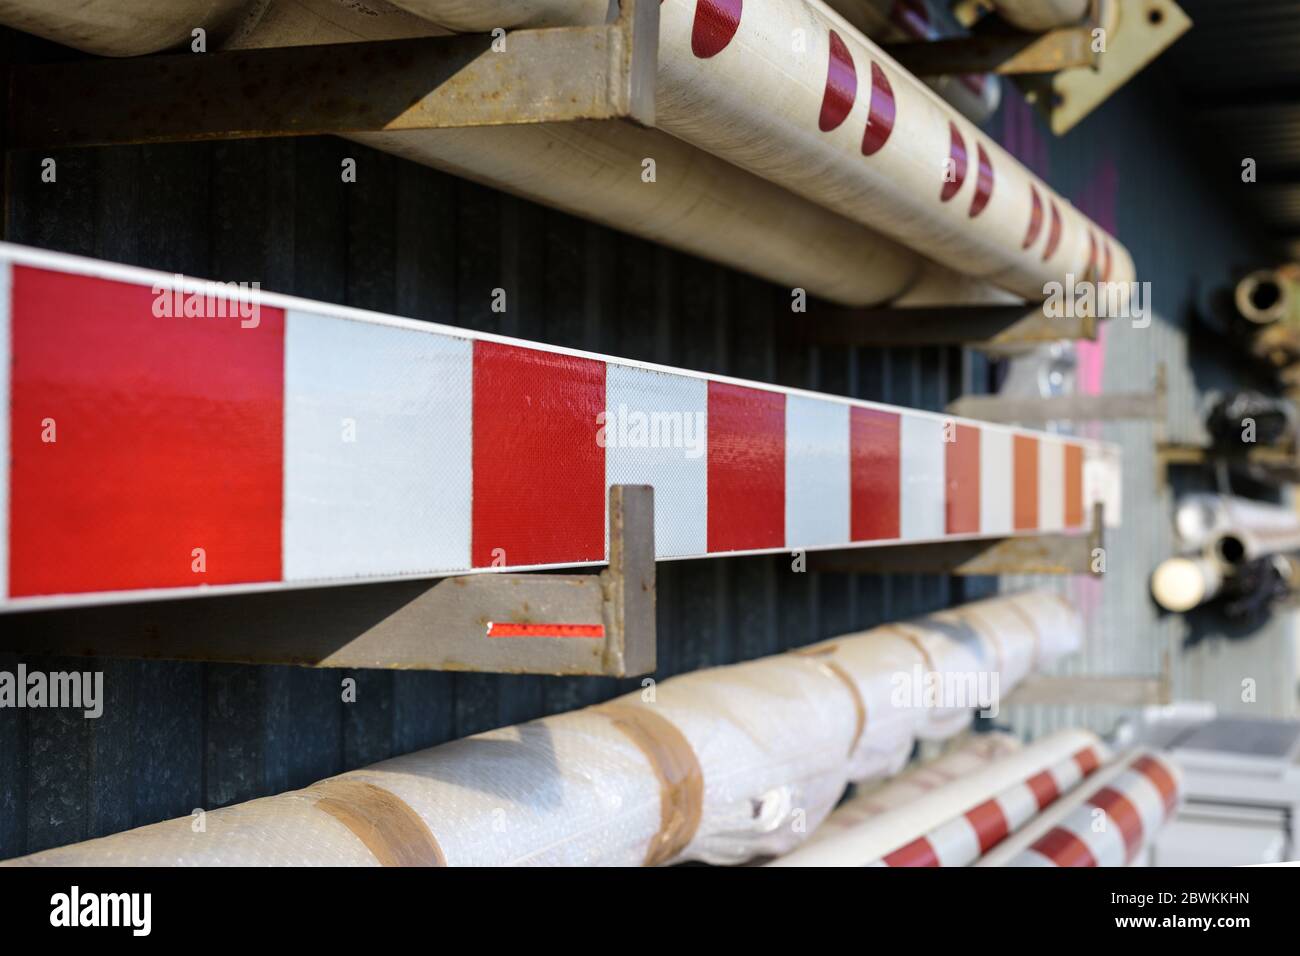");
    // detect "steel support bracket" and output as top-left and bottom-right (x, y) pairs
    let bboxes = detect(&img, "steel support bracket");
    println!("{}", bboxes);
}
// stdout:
(1156, 442), (1300, 488)
(0, 485), (657, 677)
(1018, 0), (1191, 134)
(5, 0), (659, 149)
(782, 303), (1097, 350)
(810, 503), (1104, 576)
(882, 0), (1111, 77)
(947, 364), (1165, 425)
